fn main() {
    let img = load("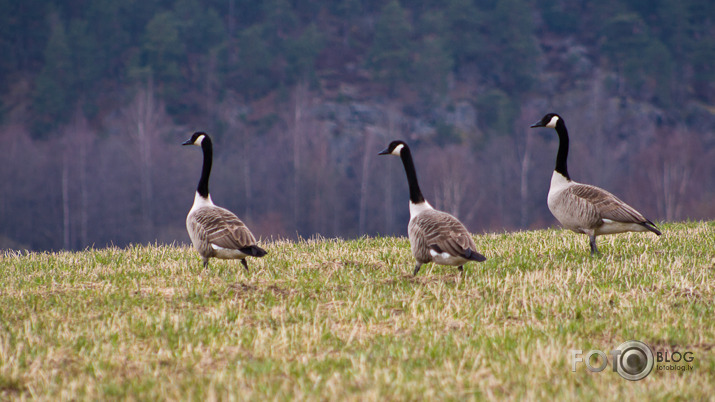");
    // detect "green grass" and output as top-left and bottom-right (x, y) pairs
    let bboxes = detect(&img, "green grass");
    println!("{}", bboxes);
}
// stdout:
(1, 221), (714, 400)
